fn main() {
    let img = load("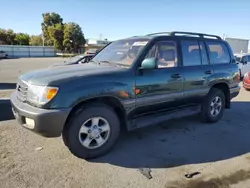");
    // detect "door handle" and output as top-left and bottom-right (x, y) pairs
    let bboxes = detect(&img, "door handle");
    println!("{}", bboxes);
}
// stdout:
(205, 70), (212, 74)
(171, 74), (181, 78)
